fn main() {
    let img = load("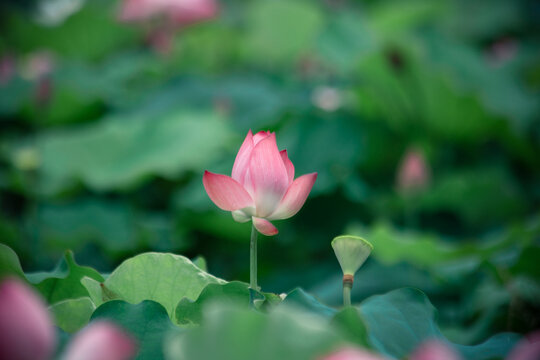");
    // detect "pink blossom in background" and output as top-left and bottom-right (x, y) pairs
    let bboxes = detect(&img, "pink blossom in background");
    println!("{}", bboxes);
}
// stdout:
(22, 51), (55, 80)
(321, 347), (387, 360)
(62, 321), (137, 360)
(203, 130), (317, 236)
(19, 51), (56, 107)
(118, 0), (218, 26)
(146, 28), (175, 55)
(397, 147), (431, 194)
(0, 278), (55, 360)
(506, 331), (540, 360)
(0, 55), (15, 85)
(409, 340), (462, 360)
(487, 37), (519, 68)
